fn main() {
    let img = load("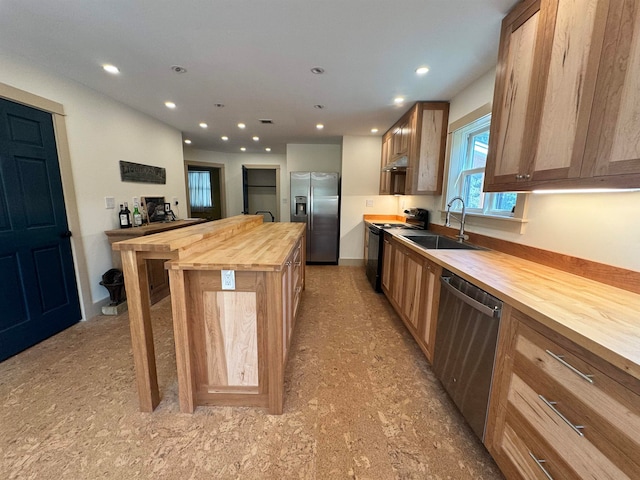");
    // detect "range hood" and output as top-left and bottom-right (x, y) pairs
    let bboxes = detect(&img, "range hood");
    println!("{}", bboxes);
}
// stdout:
(381, 155), (408, 172)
